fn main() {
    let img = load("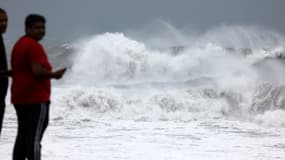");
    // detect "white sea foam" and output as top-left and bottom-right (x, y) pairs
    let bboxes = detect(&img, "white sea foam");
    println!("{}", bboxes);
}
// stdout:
(48, 26), (285, 126)
(2, 24), (285, 159)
